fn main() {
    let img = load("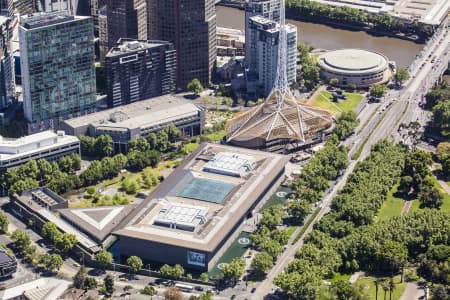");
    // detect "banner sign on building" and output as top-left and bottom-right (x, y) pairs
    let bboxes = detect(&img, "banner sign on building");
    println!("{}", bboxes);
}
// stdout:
(187, 251), (205, 267)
